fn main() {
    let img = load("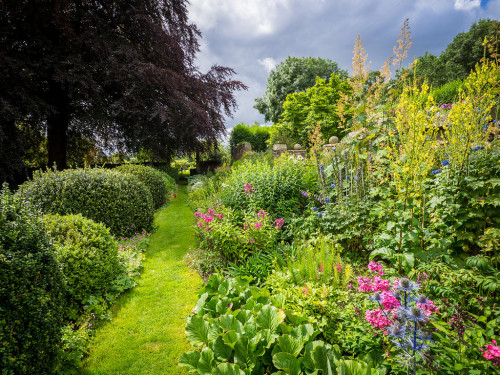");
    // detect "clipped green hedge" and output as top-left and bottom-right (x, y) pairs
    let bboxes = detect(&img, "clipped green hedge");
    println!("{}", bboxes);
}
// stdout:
(16, 168), (154, 236)
(115, 164), (167, 209)
(43, 214), (120, 309)
(0, 185), (65, 374)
